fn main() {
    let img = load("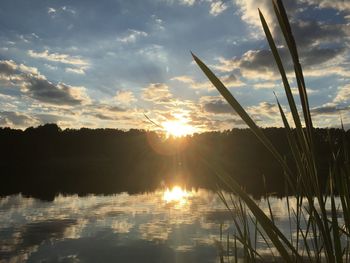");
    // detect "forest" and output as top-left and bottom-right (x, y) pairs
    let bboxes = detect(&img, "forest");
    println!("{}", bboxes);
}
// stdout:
(0, 123), (348, 200)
